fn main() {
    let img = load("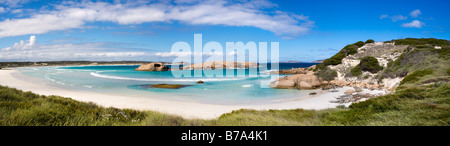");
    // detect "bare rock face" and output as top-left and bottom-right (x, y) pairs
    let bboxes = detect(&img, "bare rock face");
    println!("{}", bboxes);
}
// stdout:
(298, 81), (313, 89)
(272, 74), (322, 89)
(344, 89), (355, 95)
(275, 80), (296, 89)
(135, 63), (169, 71)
